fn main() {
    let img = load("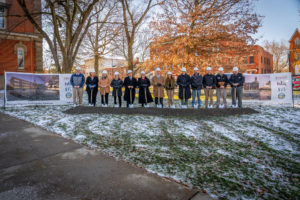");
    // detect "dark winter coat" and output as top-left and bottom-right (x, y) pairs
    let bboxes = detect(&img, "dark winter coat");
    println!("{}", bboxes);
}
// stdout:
(215, 74), (229, 88)
(176, 73), (191, 99)
(86, 76), (98, 91)
(229, 73), (245, 87)
(137, 77), (153, 104)
(123, 76), (137, 101)
(191, 73), (203, 90)
(110, 78), (123, 96)
(203, 74), (216, 89)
